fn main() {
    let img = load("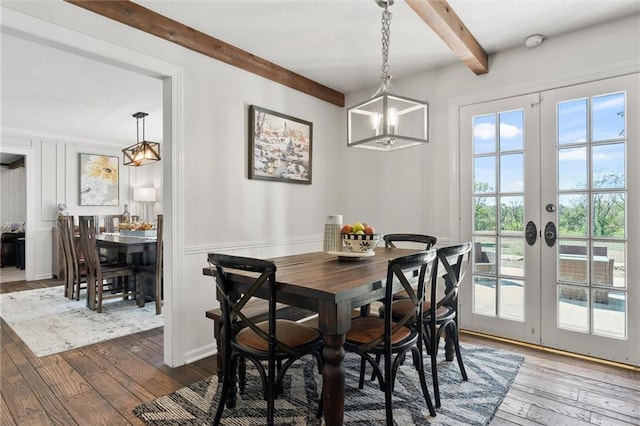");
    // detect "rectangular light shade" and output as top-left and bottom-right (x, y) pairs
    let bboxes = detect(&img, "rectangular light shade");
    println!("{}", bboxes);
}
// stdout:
(347, 92), (429, 151)
(133, 187), (156, 202)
